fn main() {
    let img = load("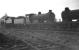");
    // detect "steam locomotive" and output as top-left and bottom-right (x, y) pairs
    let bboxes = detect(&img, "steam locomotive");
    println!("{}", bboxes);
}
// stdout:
(28, 10), (55, 24)
(61, 7), (79, 22)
